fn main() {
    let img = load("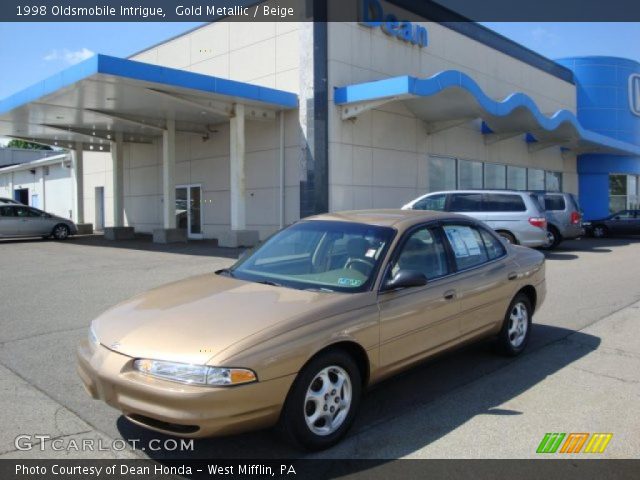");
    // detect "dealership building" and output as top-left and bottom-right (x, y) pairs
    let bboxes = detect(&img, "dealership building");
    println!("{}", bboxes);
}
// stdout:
(1, 1), (640, 245)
